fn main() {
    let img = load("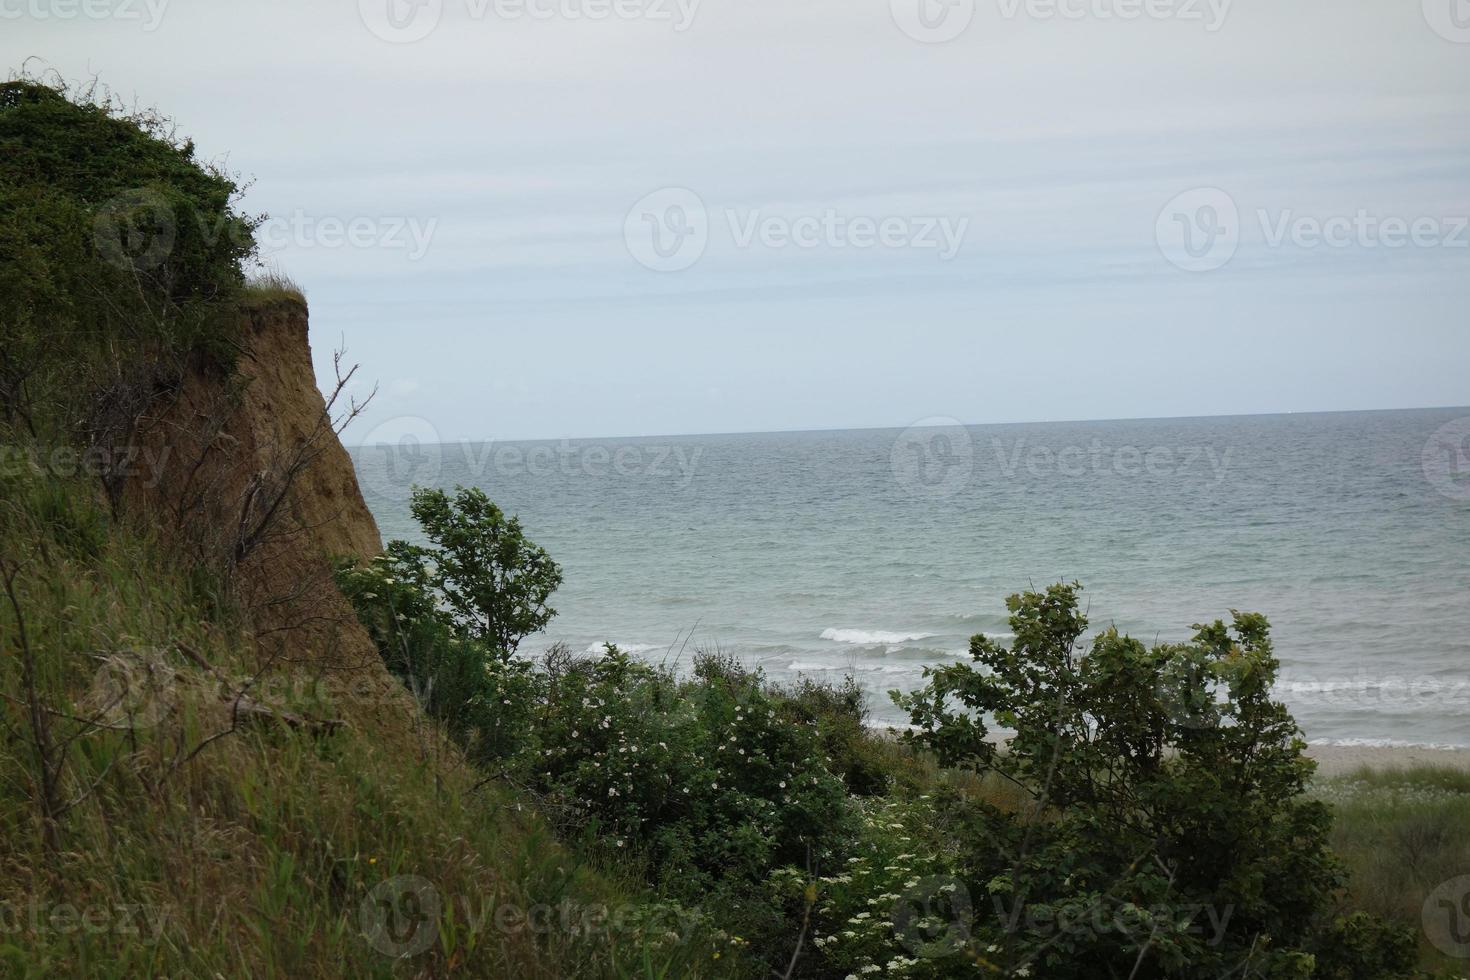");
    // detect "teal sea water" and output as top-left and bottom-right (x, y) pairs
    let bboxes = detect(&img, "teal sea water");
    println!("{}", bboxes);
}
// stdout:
(352, 407), (1470, 748)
